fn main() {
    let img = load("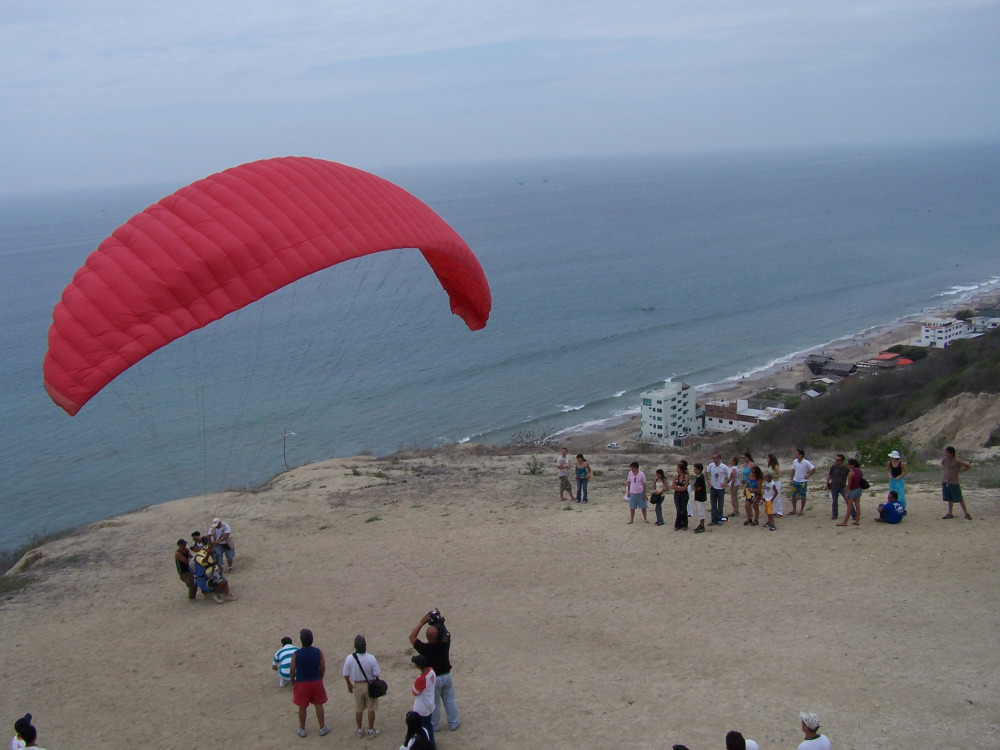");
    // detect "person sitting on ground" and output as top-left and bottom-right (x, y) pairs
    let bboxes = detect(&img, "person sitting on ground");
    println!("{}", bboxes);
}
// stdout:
(191, 548), (235, 604)
(272, 636), (296, 687)
(398, 710), (433, 750)
(797, 712), (832, 750)
(876, 490), (905, 524)
(10, 713), (33, 750)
